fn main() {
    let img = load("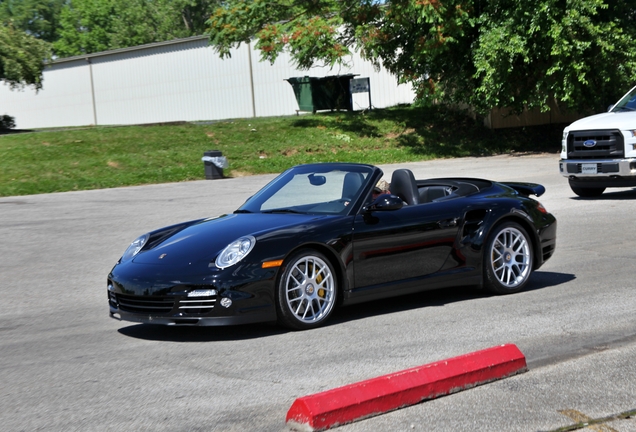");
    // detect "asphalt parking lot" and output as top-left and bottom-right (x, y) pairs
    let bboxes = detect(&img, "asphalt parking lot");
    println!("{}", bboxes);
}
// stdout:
(1, 153), (636, 431)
